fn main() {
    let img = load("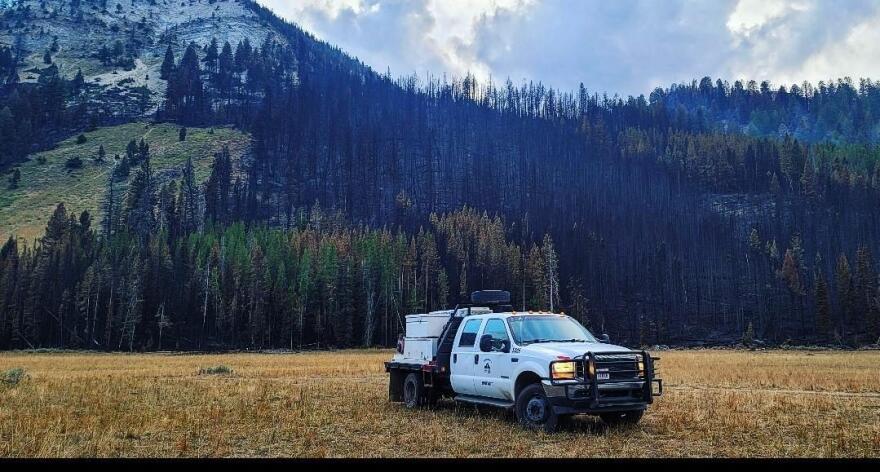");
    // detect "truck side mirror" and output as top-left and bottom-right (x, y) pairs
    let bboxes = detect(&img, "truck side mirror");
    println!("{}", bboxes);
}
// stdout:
(598, 333), (610, 343)
(479, 334), (493, 352)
